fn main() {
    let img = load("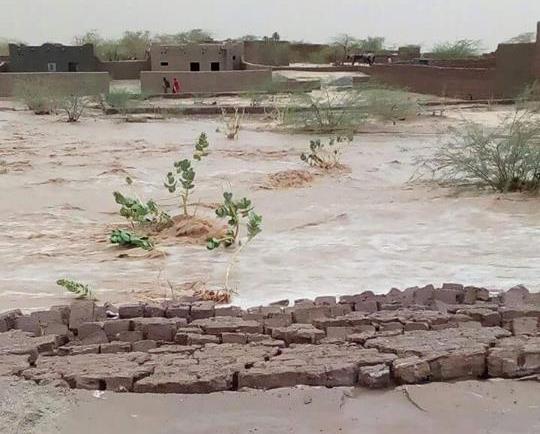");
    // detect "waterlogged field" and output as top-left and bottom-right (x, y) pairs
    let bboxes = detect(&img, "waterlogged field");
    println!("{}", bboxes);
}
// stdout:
(0, 104), (539, 310)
